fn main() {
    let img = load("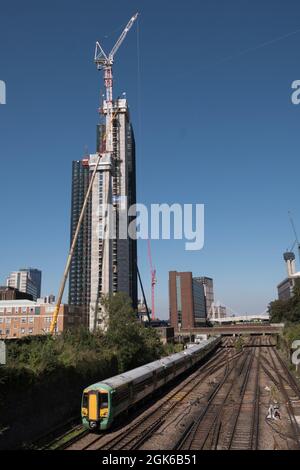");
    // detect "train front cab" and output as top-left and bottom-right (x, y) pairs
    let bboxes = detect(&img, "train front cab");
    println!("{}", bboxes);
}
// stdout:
(82, 386), (112, 431)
